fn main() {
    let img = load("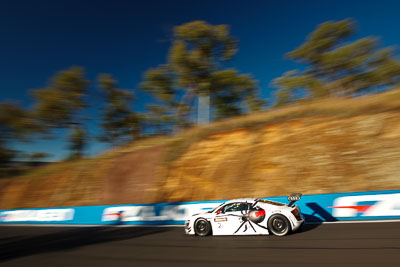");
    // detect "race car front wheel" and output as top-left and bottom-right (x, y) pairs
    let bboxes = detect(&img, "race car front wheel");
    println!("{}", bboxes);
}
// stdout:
(268, 214), (290, 236)
(194, 218), (212, 236)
